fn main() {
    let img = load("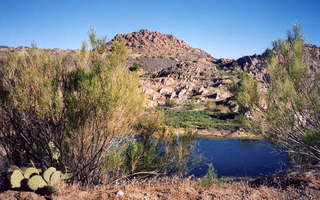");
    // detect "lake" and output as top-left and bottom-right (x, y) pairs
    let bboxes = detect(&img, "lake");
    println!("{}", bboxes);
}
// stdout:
(188, 138), (292, 178)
